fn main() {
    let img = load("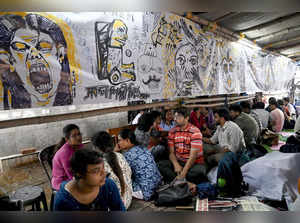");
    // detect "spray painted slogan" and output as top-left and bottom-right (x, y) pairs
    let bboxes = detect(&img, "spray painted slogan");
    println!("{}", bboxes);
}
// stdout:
(0, 12), (296, 110)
